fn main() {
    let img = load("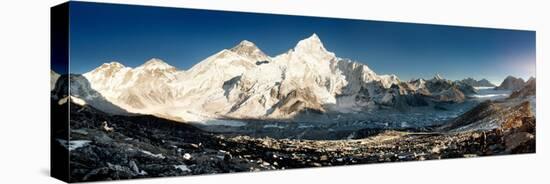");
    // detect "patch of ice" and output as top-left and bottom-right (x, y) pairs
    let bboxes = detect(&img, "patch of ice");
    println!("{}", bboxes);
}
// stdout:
(470, 88), (511, 101)
(298, 125), (314, 129)
(57, 139), (92, 151)
(203, 119), (246, 127)
(140, 150), (166, 159)
(470, 94), (508, 98)
(474, 86), (495, 90)
(174, 164), (191, 172)
(263, 124), (285, 129)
